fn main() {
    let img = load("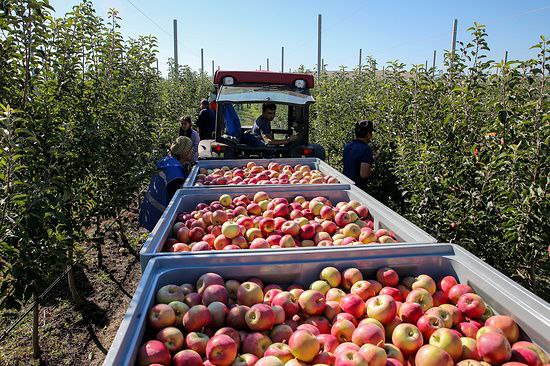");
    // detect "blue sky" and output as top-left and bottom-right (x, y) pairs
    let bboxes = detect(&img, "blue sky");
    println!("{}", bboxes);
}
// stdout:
(49, 0), (550, 76)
